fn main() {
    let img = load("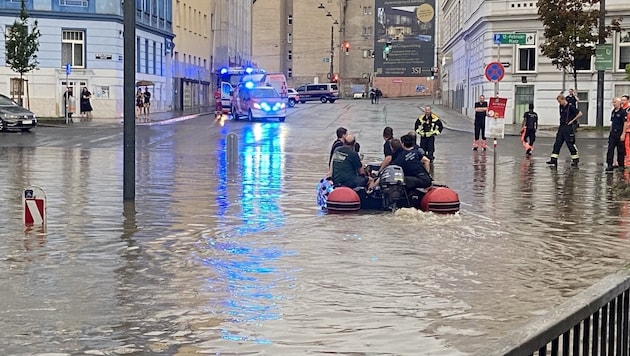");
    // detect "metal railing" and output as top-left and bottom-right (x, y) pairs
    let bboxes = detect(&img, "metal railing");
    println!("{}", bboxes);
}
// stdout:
(475, 268), (630, 356)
